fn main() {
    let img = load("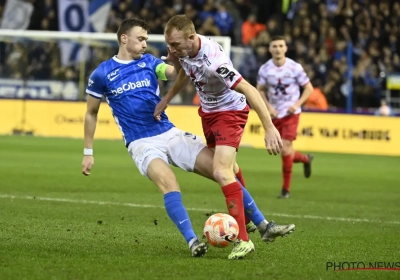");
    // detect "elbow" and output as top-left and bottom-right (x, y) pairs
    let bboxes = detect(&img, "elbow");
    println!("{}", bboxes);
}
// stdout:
(304, 83), (314, 95)
(86, 109), (98, 118)
(307, 86), (314, 96)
